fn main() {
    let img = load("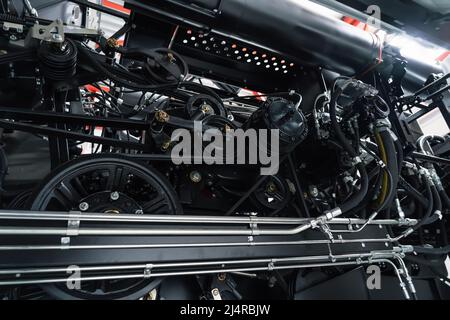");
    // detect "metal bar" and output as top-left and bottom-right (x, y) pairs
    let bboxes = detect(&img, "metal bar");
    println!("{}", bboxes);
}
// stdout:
(0, 209), (416, 225)
(0, 259), (382, 286)
(0, 236), (399, 252)
(0, 220), (414, 237)
(0, 120), (148, 151)
(413, 73), (450, 96)
(412, 152), (450, 166)
(424, 84), (450, 102)
(0, 107), (151, 130)
(405, 106), (436, 124)
(0, 253), (373, 275)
